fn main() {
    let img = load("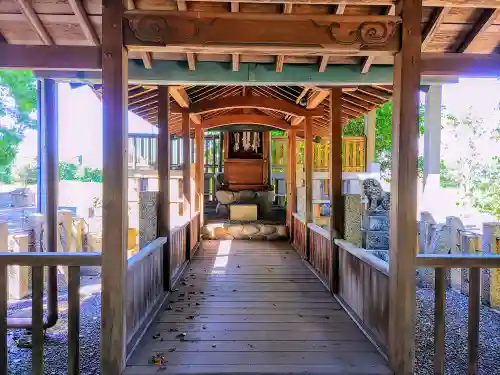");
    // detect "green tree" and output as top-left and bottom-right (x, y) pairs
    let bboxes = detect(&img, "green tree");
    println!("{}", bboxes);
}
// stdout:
(0, 70), (37, 183)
